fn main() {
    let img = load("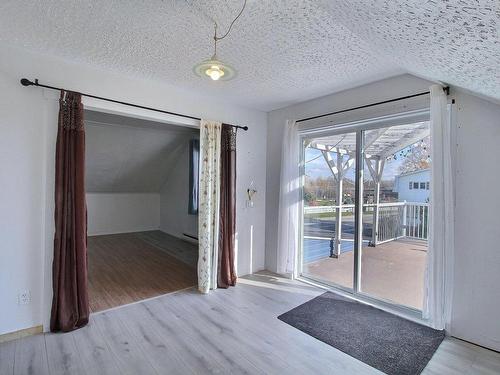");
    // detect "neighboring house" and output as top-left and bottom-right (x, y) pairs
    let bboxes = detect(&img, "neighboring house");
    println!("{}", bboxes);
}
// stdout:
(393, 169), (430, 203)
